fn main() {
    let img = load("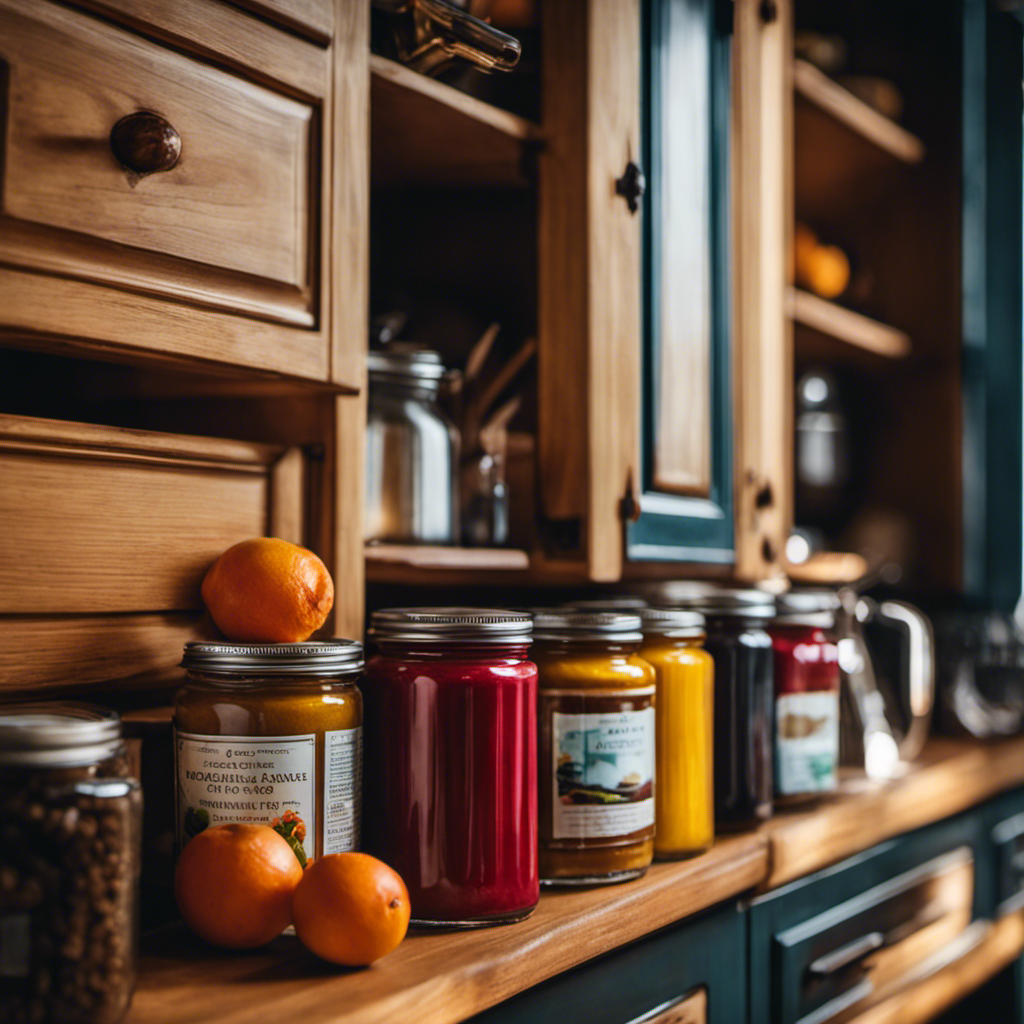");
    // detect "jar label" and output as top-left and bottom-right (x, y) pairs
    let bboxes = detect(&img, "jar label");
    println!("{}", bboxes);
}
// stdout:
(175, 731), (316, 859)
(323, 726), (362, 854)
(551, 709), (655, 839)
(775, 691), (839, 794)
